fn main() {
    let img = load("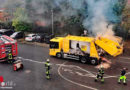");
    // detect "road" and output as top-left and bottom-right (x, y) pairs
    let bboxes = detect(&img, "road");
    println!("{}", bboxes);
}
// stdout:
(0, 43), (130, 90)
